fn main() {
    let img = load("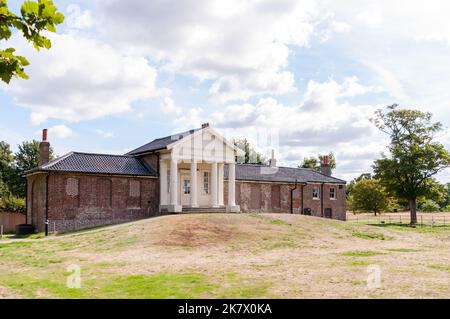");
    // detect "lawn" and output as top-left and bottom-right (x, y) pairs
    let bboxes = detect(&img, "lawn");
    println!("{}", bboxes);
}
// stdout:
(0, 213), (449, 298)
